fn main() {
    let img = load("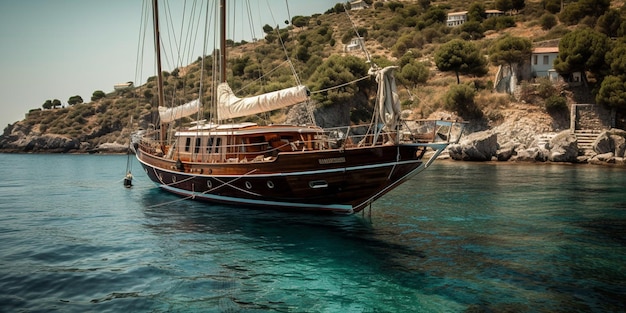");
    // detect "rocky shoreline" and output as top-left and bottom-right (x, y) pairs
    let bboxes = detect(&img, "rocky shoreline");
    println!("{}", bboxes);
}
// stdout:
(1, 127), (625, 168)
(446, 128), (626, 166)
(2, 102), (624, 166)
